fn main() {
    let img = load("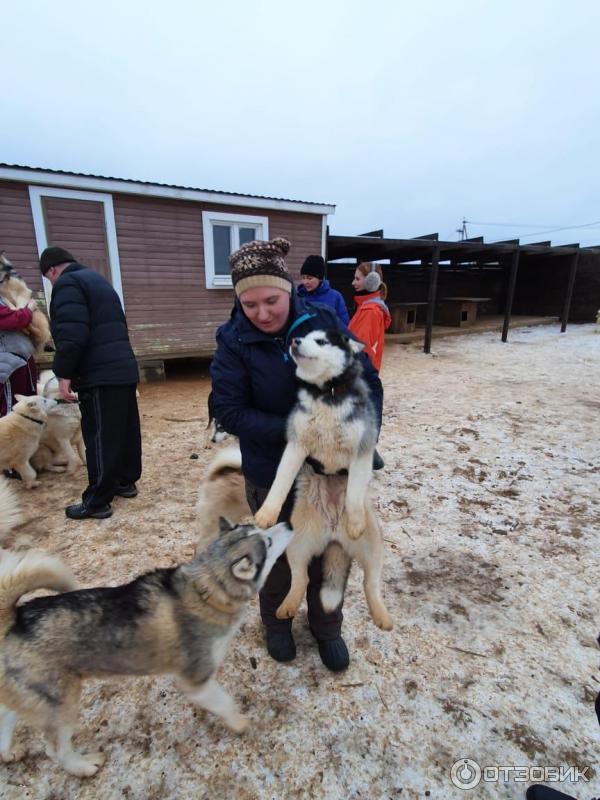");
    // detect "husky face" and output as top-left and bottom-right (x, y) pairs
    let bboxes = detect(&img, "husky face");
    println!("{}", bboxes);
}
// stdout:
(210, 418), (229, 444)
(0, 251), (19, 284)
(13, 394), (58, 418)
(290, 329), (364, 385)
(183, 519), (293, 601)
